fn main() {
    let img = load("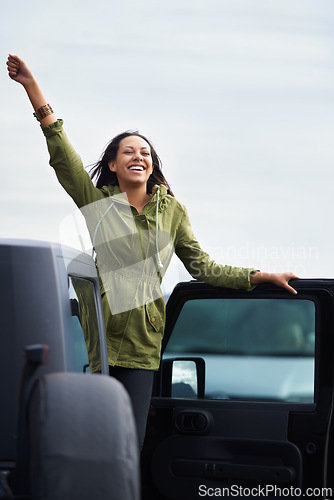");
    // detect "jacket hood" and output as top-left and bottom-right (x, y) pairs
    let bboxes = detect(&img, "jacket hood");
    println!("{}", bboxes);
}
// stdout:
(100, 184), (170, 213)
